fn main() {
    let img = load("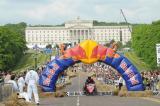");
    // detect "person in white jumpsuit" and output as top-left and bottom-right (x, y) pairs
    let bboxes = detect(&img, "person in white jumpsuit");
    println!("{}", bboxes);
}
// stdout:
(25, 70), (39, 105)
(17, 75), (25, 93)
